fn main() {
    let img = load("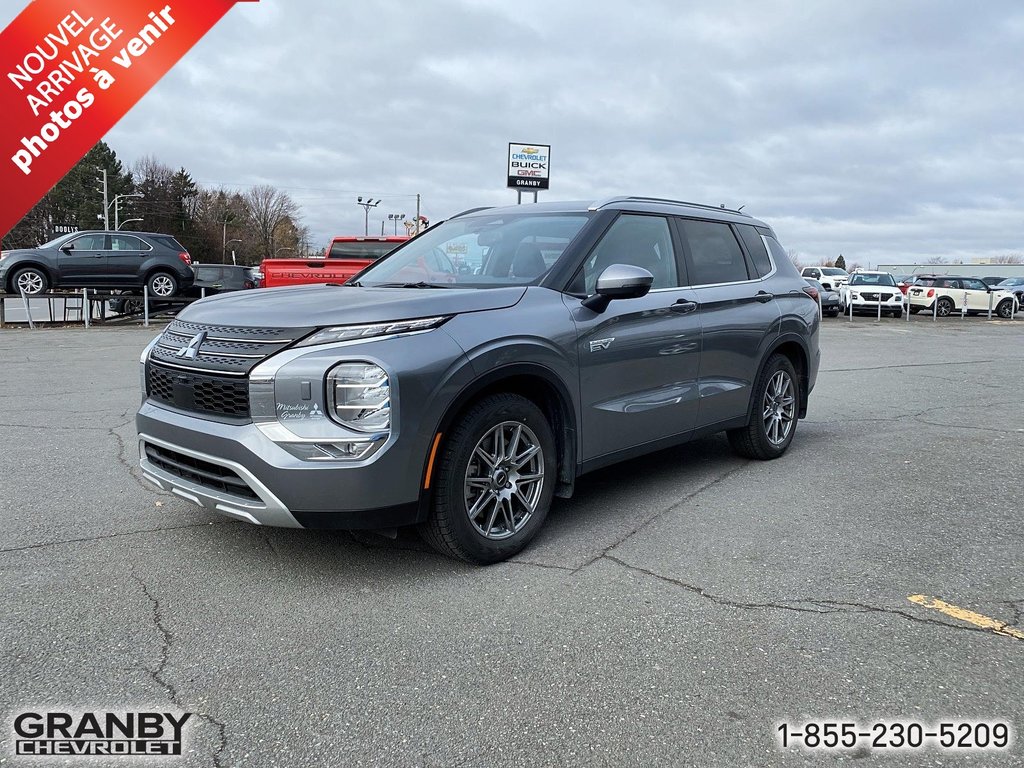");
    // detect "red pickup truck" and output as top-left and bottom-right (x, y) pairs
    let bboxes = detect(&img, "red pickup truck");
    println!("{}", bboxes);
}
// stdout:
(260, 236), (408, 288)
